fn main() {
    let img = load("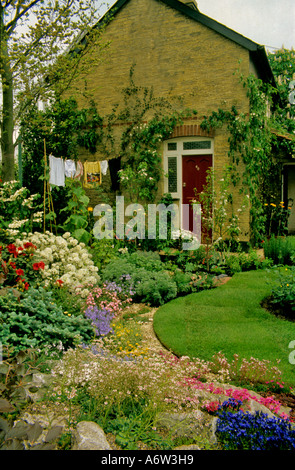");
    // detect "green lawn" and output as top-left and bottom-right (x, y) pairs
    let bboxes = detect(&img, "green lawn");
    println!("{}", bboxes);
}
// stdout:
(153, 269), (295, 384)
